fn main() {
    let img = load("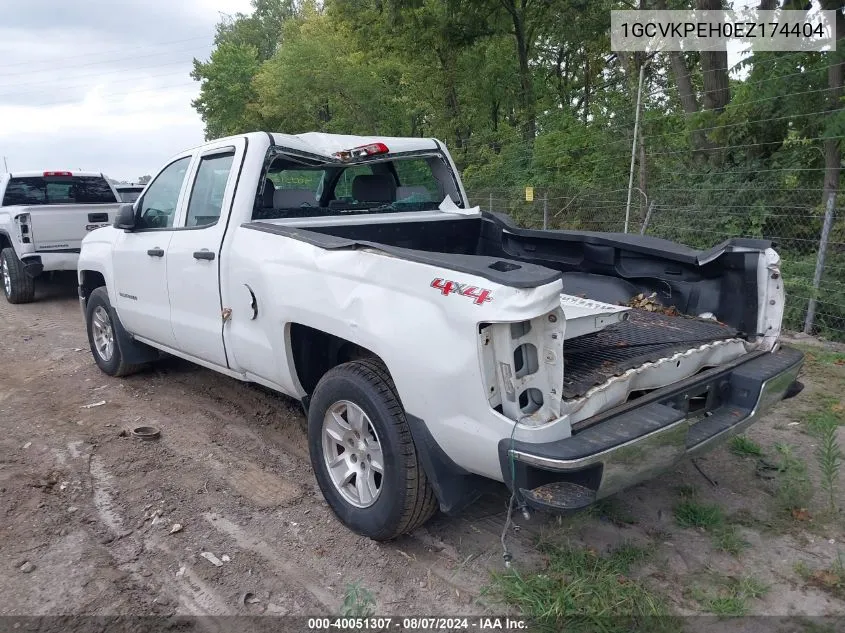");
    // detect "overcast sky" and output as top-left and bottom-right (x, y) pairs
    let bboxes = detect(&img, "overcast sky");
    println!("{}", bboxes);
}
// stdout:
(0, 0), (253, 182)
